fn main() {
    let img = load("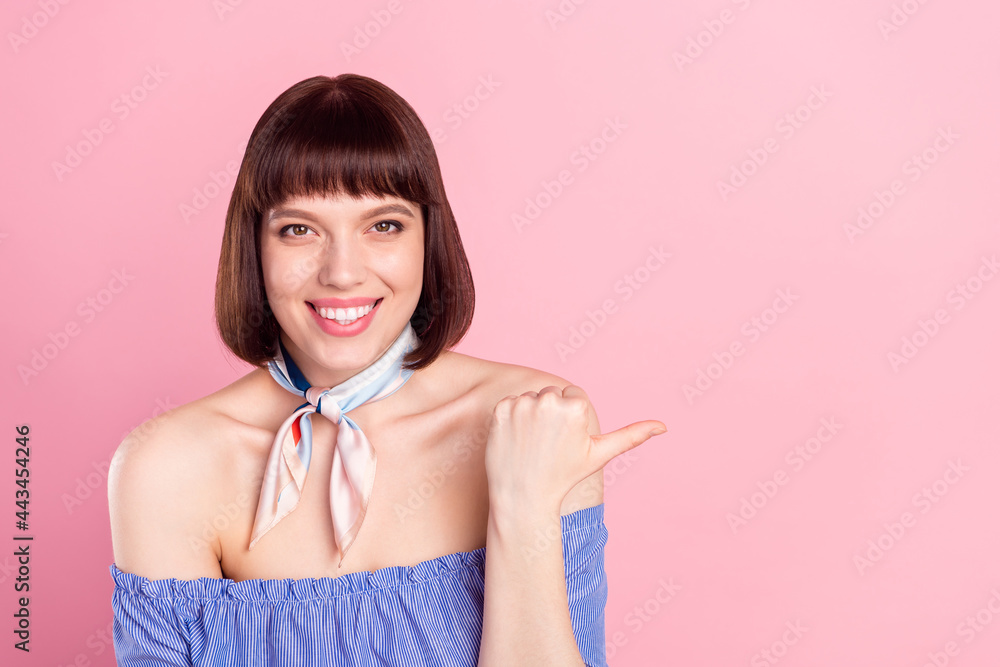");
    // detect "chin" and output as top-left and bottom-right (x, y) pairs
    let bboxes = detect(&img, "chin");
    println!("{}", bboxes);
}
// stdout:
(313, 329), (395, 366)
